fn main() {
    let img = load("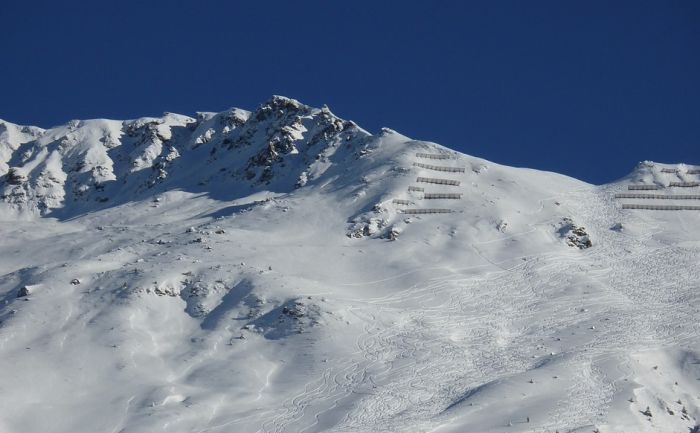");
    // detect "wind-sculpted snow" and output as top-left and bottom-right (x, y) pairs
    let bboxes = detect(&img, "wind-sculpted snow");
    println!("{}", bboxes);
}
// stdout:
(0, 97), (699, 433)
